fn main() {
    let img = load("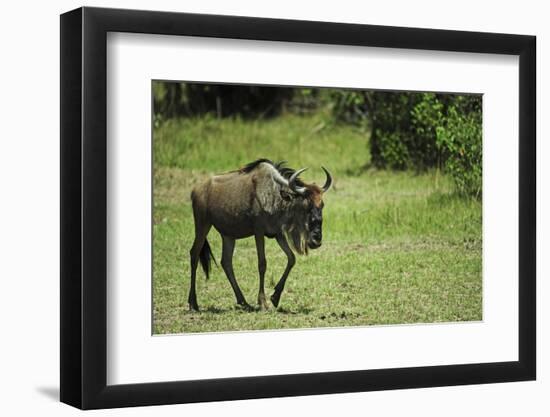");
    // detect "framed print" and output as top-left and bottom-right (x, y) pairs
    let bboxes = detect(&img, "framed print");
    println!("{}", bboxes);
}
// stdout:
(60, 6), (536, 409)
